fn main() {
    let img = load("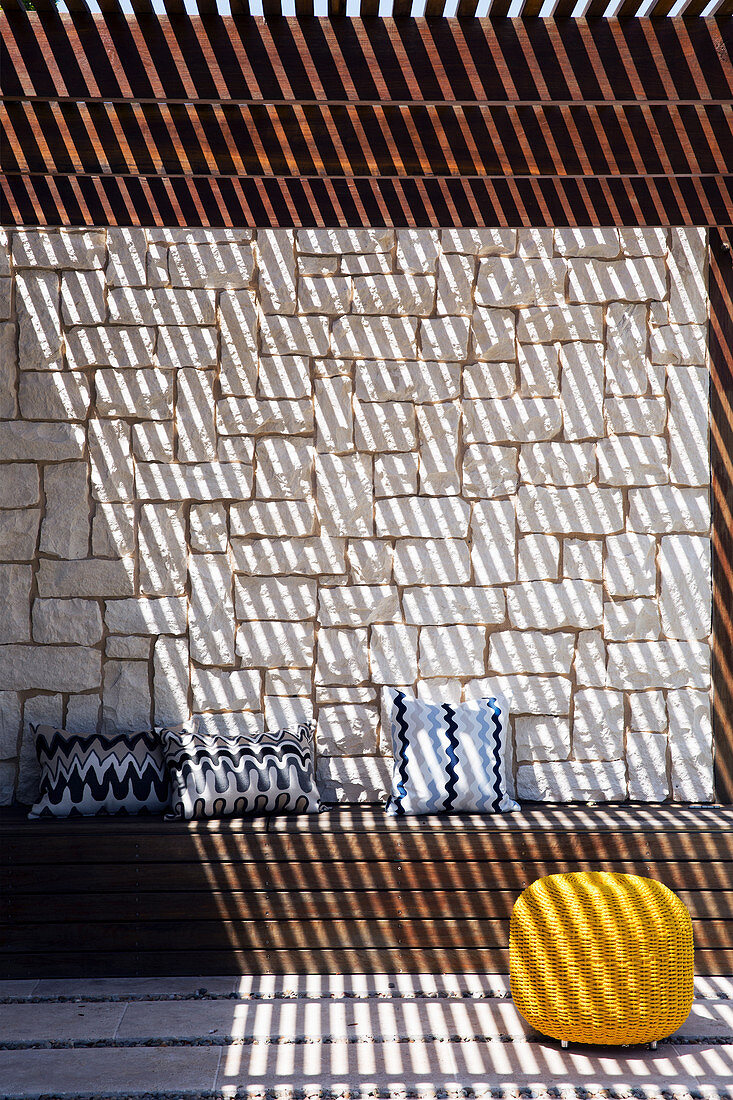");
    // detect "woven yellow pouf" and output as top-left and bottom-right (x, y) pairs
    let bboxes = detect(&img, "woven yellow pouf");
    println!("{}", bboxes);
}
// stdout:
(510, 871), (694, 1047)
